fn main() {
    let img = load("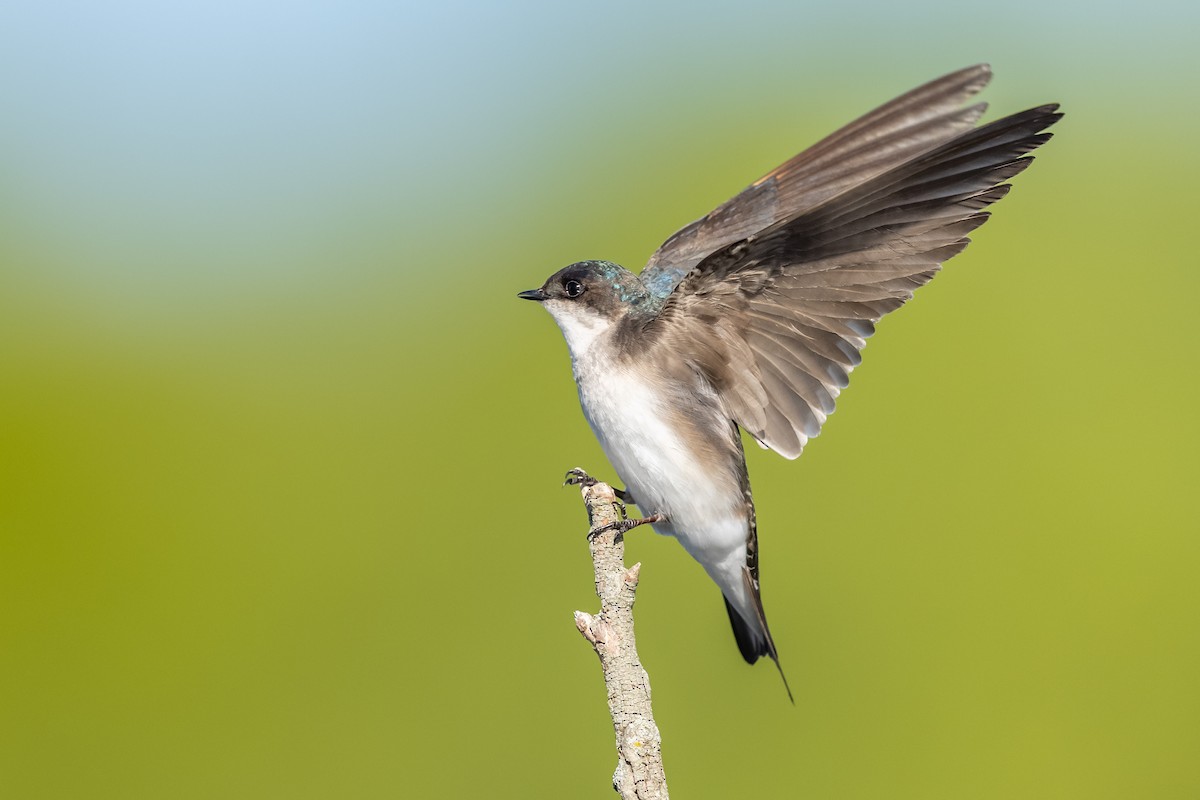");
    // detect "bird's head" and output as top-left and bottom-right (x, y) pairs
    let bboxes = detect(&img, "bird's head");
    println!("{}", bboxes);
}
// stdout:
(518, 260), (655, 356)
